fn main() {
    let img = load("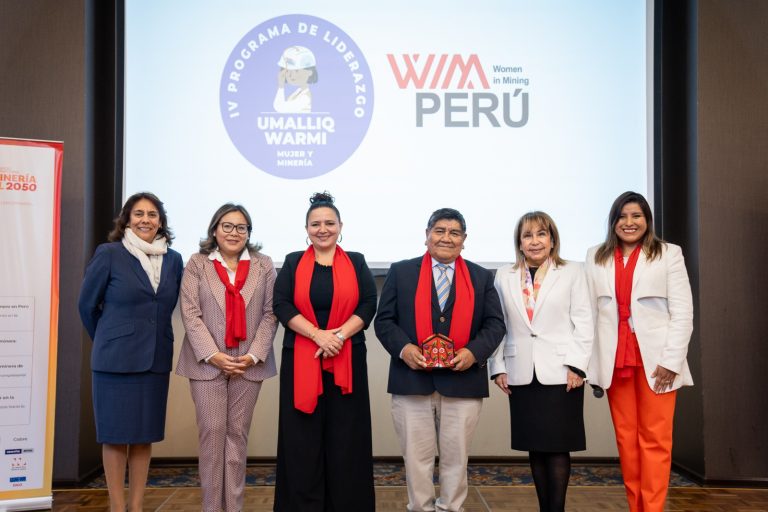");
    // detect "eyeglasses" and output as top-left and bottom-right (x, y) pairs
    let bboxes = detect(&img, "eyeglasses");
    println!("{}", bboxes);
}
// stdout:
(219, 222), (249, 235)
